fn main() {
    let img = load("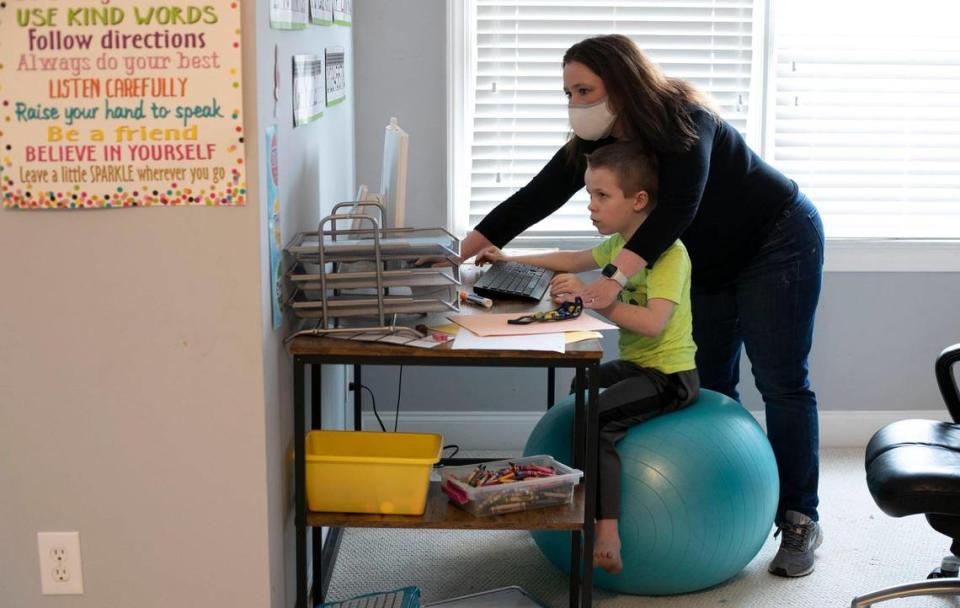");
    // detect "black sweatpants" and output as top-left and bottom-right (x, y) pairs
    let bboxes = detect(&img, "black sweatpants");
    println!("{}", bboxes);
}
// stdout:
(574, 360), (700, 520)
